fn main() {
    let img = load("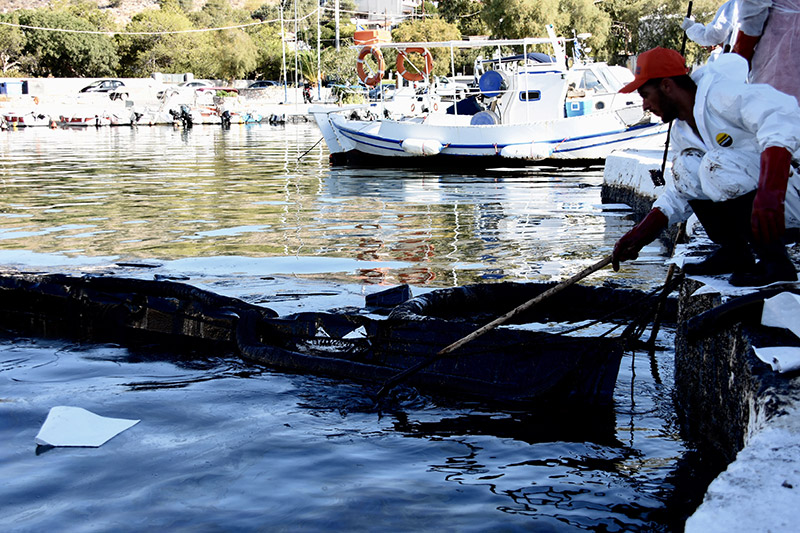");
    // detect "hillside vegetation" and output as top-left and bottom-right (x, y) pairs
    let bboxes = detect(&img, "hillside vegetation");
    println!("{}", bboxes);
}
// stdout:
(0, 0), (720, 82)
